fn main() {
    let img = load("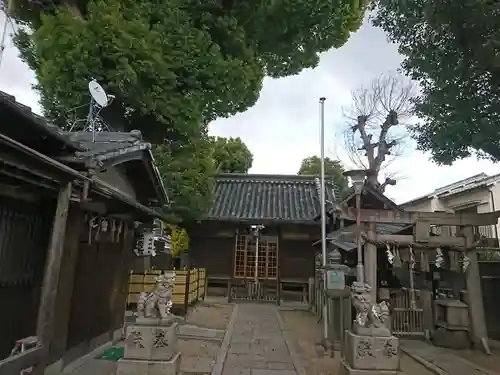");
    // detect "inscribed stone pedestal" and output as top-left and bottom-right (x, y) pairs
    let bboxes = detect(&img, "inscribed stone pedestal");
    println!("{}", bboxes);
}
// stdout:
(341, 331), (400, 375)
(117, 319), (180, 375)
